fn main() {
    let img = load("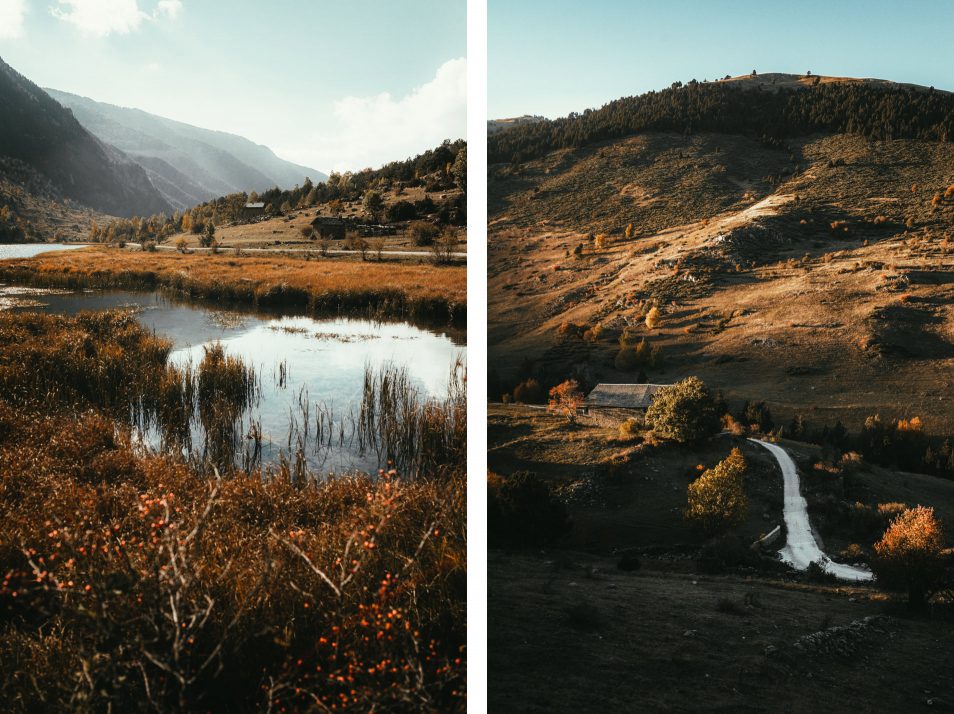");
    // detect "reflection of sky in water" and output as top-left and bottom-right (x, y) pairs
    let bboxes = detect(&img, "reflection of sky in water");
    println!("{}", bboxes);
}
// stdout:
(3, 287), (465, 473)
